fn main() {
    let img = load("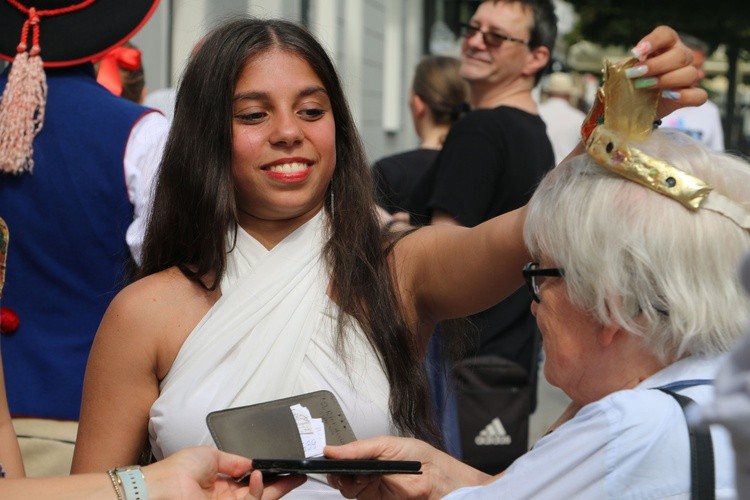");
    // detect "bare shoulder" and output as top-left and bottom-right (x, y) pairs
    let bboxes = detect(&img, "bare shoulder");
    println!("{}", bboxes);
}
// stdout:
(110, 267), (216, 322)
(113, 267), (215, 313)
(100, 267), (220, 378)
